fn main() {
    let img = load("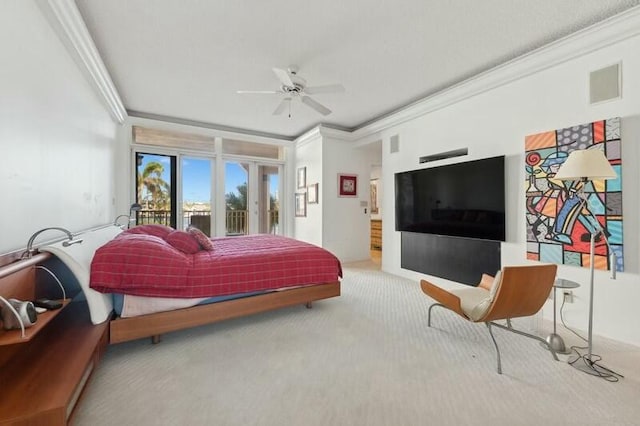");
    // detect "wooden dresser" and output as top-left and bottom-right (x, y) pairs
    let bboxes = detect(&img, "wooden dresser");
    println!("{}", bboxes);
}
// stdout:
(370, 220), (382, 250)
